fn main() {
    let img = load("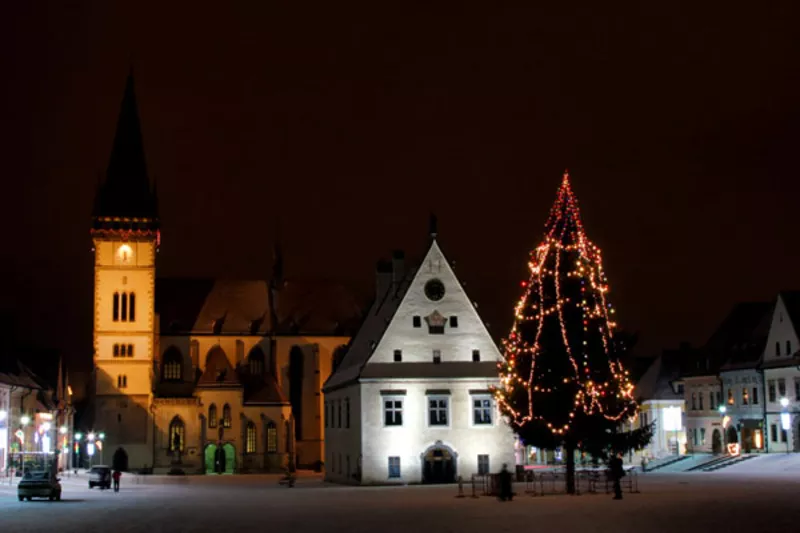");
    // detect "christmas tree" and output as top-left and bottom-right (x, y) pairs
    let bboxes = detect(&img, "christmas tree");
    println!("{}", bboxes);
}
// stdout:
(495, 171), (651, 494)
